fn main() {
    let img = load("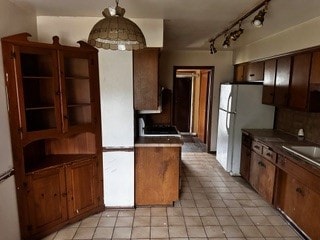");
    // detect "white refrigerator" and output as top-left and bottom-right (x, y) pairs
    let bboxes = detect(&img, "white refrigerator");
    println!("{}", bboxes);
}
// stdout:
(216, 83), (275, 175)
